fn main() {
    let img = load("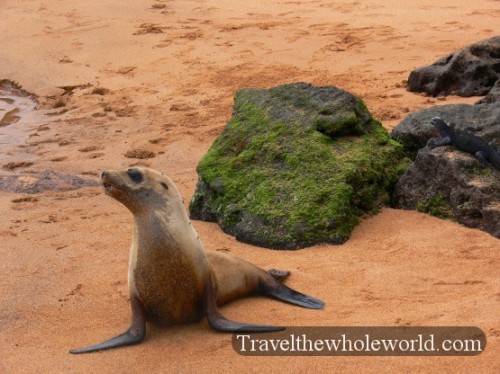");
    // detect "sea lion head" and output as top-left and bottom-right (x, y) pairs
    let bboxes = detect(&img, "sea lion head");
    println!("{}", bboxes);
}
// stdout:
(100, 167), (178, 214)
